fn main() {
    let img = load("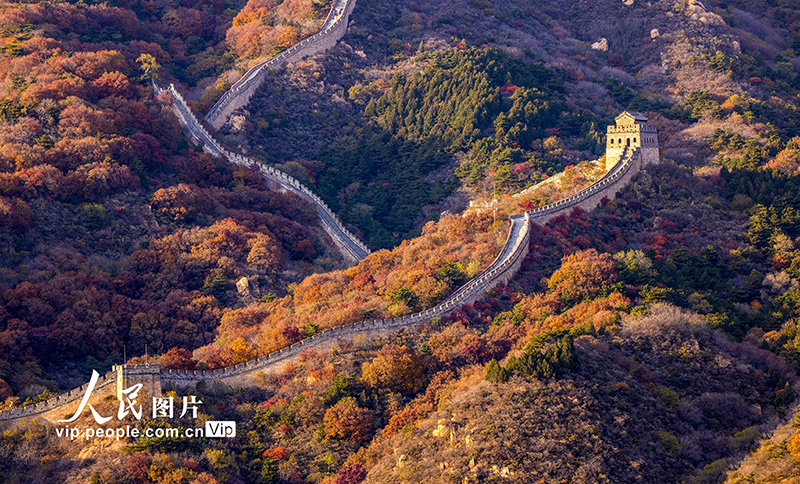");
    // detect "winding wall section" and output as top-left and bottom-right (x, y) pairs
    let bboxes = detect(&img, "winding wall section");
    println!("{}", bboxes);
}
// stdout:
(0, 0), (655, 422)
(0, 147), (648, 421)
(205, 0), (358, 129)
(161, 84), (370, 262)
